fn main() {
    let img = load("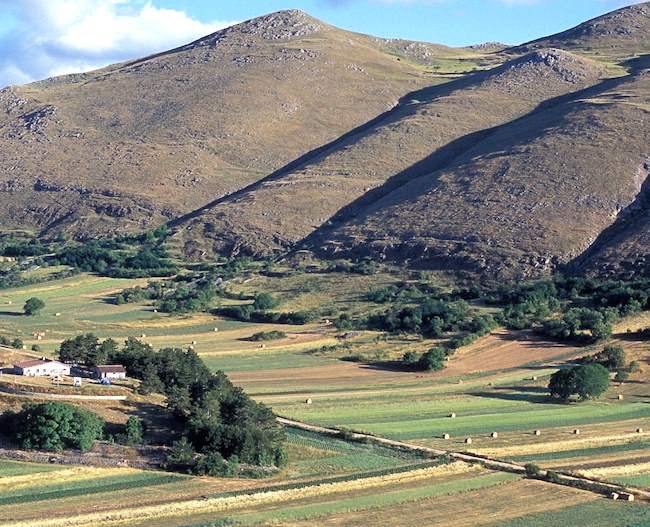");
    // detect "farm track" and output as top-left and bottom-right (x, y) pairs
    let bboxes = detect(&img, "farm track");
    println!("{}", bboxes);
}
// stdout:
(277, 417), (650, 501)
